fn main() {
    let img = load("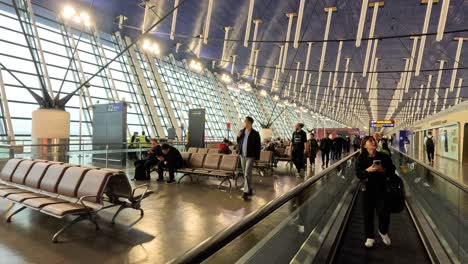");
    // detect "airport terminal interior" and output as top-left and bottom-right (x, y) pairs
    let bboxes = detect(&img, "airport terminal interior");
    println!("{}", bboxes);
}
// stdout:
(0, 0), (466, 263)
